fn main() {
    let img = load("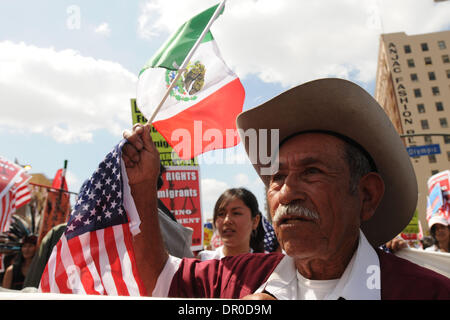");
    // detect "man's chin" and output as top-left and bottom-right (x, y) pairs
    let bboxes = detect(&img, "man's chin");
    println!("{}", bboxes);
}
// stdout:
(282, 241), (323, 259)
